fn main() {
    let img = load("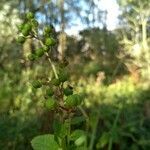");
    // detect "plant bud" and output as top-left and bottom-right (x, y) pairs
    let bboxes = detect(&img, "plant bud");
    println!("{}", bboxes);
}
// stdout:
(59, 71), (69, 83)
(45, 98), (57, 110)
(64, 95), (77, 107)
(22, 28), (30, 36)
(17, 24), (24, 32)
(31, 19), (39, 28)
(46, 88), (54, 97)
(17, 36), (25, 43)
(26, 12), (34, 20)
(28, 53), (36, 61)
(64, 94), (82, 107)
(45, 37), (56, 47)
(63, 87), (73, 96)
(44, 26), (52, 34)
(35, 48), (44, 57)
(43, 45), (49, 52)
(24, 23), (32, 31)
